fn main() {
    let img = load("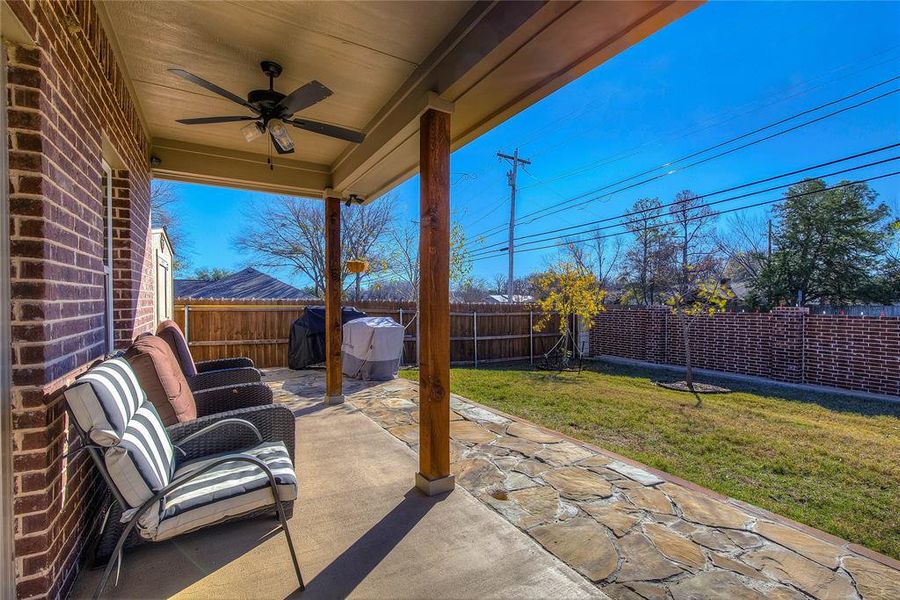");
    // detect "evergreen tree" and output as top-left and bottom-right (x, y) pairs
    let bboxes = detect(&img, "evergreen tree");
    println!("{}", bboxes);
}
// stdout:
(752, 179), (892, 307)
